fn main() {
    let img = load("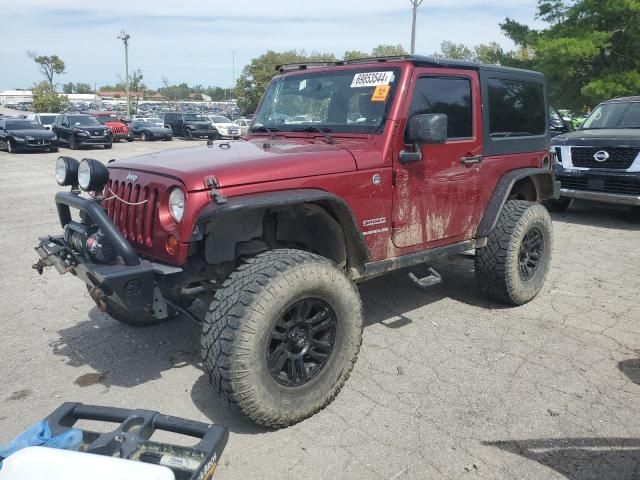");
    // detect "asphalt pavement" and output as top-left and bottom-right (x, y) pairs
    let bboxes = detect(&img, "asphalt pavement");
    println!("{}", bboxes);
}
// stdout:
(0, 137), (639, 479)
